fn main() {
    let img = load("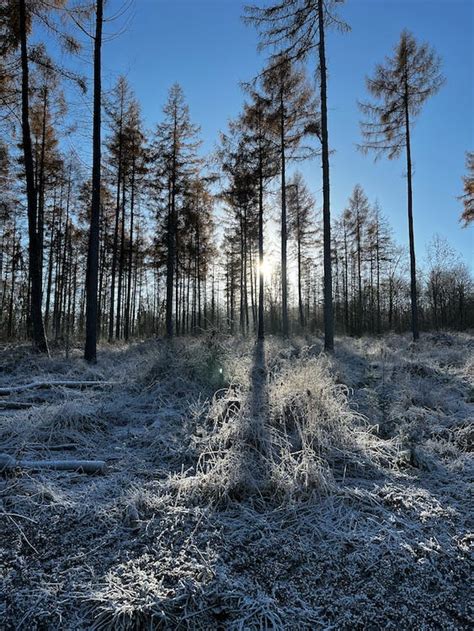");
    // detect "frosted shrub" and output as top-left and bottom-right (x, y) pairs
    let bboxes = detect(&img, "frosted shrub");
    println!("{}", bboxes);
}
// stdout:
(177, 345), (397, 505)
